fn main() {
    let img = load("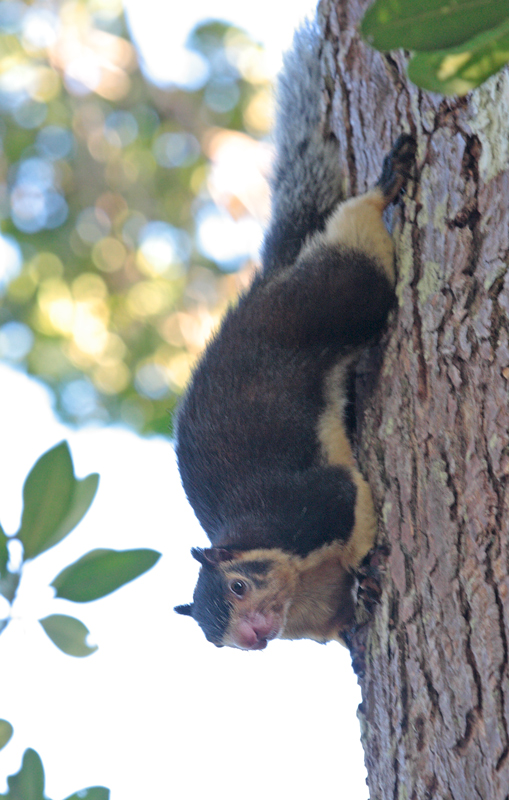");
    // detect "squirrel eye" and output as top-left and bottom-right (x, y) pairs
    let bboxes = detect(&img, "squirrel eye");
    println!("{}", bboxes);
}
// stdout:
(230, 580), (247, 597)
